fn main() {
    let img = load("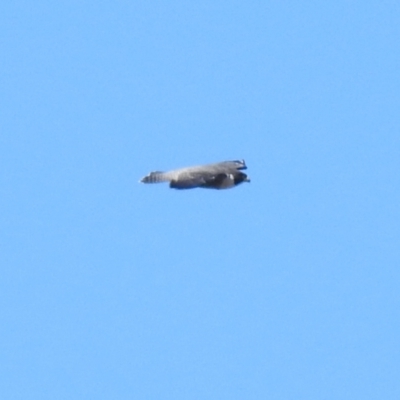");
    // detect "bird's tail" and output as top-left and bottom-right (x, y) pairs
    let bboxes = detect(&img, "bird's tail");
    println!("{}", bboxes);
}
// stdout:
(140, 171), (168, 184)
